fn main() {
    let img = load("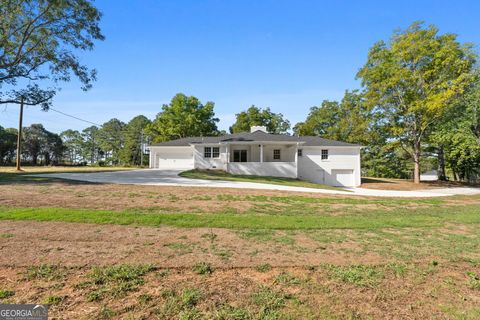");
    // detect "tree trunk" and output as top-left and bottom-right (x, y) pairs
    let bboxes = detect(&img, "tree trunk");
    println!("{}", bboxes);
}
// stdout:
(437, 145), (447, 181)
(452, 169), (458, 181)
(413, 140), (421, 184)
